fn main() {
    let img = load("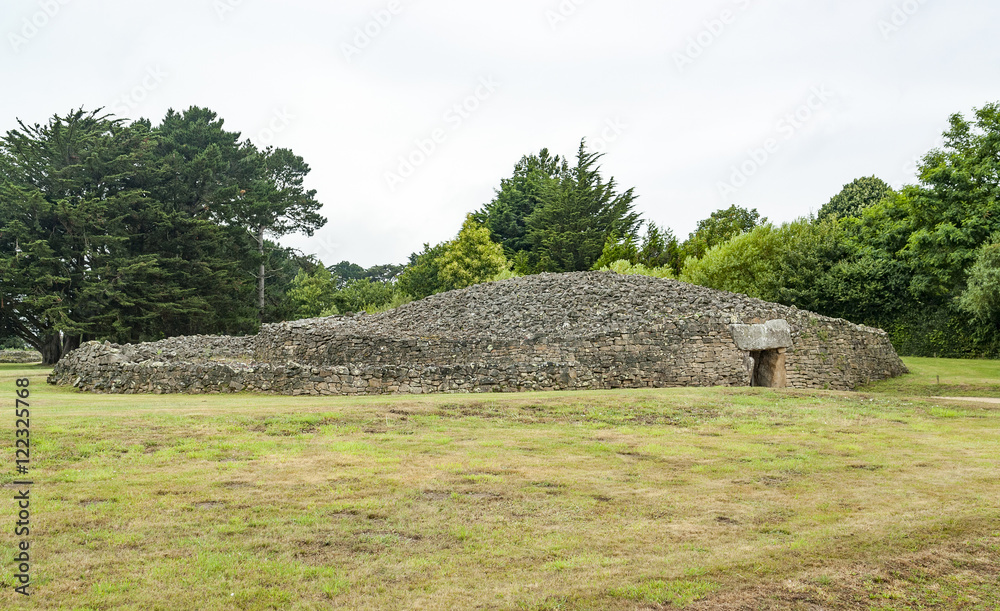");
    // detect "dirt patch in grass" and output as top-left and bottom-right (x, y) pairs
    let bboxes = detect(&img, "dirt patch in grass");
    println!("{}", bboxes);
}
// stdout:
(434, 400), (721, 426)
(689, 536), (1000, 610)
